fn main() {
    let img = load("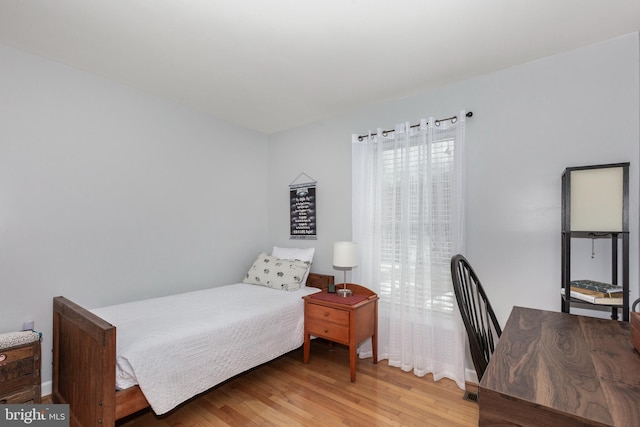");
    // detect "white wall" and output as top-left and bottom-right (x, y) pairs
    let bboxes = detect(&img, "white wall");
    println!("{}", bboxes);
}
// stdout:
(268, 33), (640, 329)
(0, 44), (269, 387)
(2, 31), (638, 391)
